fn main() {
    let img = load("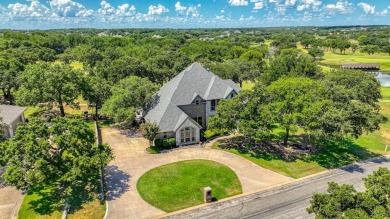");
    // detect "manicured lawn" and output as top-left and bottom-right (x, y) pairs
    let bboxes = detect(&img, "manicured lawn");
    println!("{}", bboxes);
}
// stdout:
(19, 181), (105, 219)
(18, 185), (63, 219)
(137, 160), (242, 212)
(212, 100), (390, 179)
(320, 50), (390, 71)
(381, 87), (390, 100)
